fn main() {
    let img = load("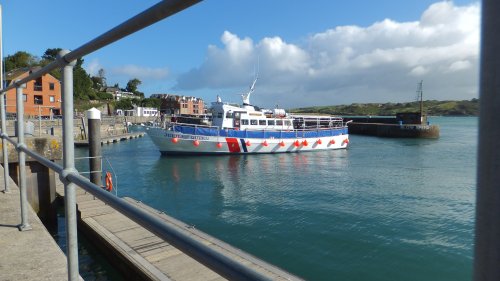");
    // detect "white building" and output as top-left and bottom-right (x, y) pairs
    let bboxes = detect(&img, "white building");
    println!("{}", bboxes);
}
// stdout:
(119, 106), (158, 117)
